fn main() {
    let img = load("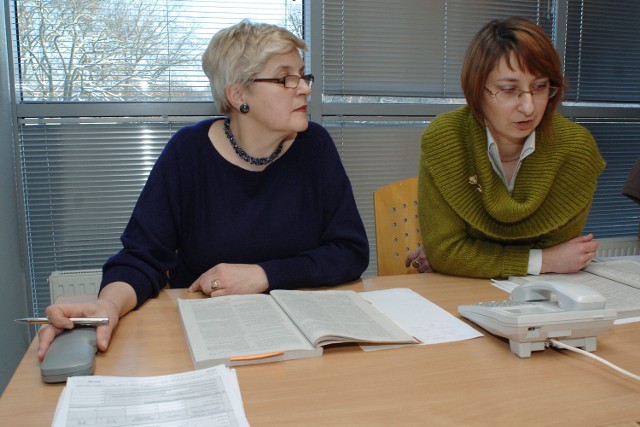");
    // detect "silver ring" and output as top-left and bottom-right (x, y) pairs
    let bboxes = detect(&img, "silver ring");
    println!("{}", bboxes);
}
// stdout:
(413, 260), (421, 268)
(210, 280), (219, 293)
